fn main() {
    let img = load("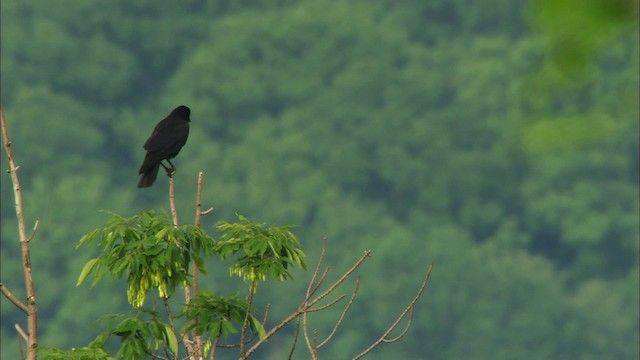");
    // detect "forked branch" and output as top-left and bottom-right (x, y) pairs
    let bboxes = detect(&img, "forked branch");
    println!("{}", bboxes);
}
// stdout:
(243, 241), (372, 359)
(352, 262), (434, 360)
